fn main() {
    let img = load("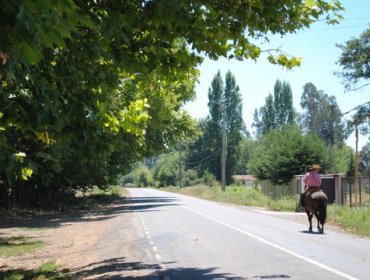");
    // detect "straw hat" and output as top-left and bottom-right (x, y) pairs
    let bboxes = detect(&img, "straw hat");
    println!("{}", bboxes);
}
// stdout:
(310, 164), (320, 170)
